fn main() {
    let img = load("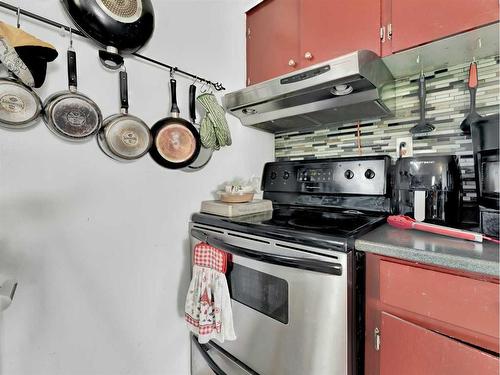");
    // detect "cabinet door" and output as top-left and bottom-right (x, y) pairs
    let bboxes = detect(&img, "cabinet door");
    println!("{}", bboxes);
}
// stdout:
(300, 0), (382, 67)
(391, 0), (499, 53)
(246, 0), (300, 85)
(379, 260), (499, 344)
(380, 312), (499, 375)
